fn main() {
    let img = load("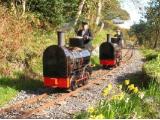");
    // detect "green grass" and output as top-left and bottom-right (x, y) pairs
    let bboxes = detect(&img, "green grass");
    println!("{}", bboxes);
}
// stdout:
(91, 56), (99, 66)
(0, 86), (17, 107)
(0, 76), (43, 107)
